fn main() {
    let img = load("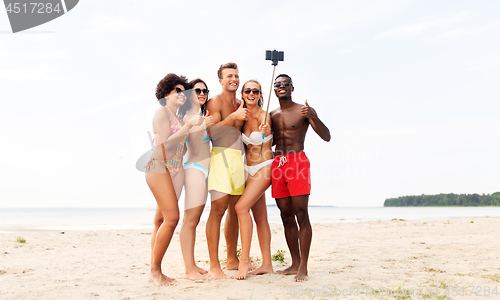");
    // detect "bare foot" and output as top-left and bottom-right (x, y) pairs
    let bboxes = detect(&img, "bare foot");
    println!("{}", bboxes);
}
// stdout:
(149, 270), (176, 286)
(249, 265), (274, 275)
(184, 270), (208, 281)
(225, 259), (240, 270)
(147, 273), (169, 282)
(235, 259), (252, 280)
(276, 265), (299, 275)
(208, 267), (229, 279)
(293, 270), (308, 282)
(195, 265), (208, 274)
